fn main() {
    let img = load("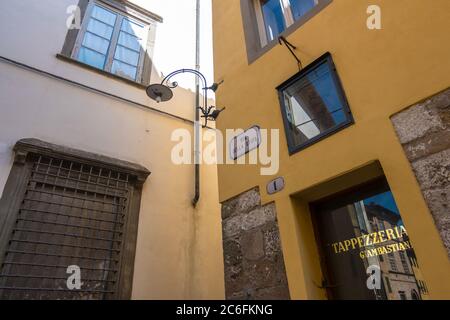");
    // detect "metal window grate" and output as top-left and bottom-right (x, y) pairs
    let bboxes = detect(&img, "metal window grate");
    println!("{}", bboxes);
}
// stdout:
(0, 155), (130, 299)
